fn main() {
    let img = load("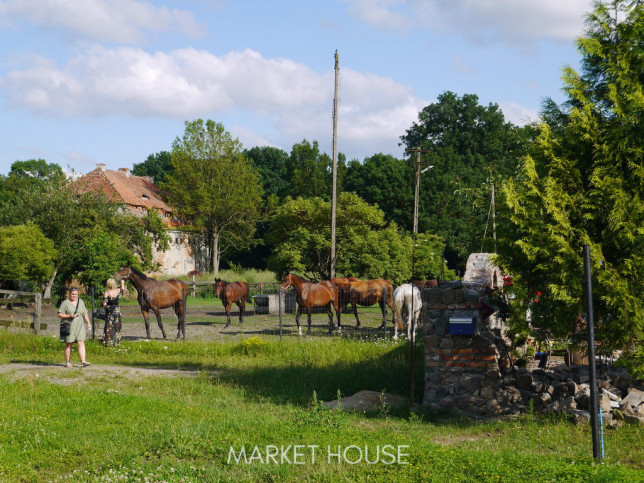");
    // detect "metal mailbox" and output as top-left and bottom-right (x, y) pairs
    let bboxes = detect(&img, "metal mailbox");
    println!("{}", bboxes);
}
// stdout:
(448, 316), (476, 336)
